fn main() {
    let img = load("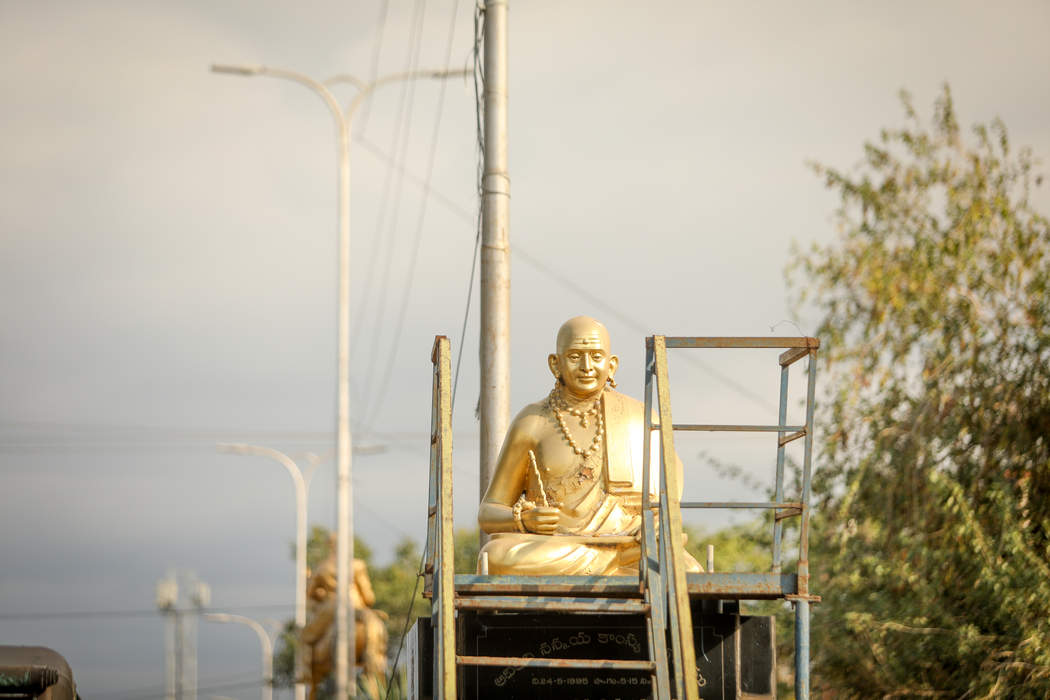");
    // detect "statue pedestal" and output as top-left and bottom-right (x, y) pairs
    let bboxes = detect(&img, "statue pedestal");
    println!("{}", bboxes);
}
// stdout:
(407, 600), (776, 699)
